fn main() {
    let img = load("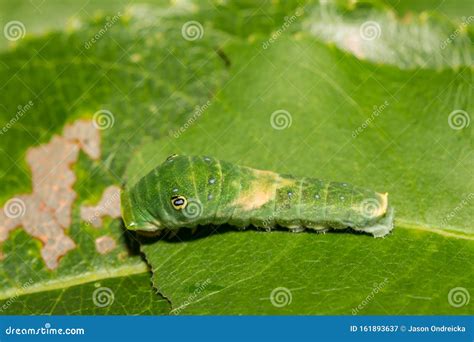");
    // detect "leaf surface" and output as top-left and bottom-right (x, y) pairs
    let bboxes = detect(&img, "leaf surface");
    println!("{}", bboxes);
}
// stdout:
(130, 16), (473, 314)
(0, 4), (228, 314)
